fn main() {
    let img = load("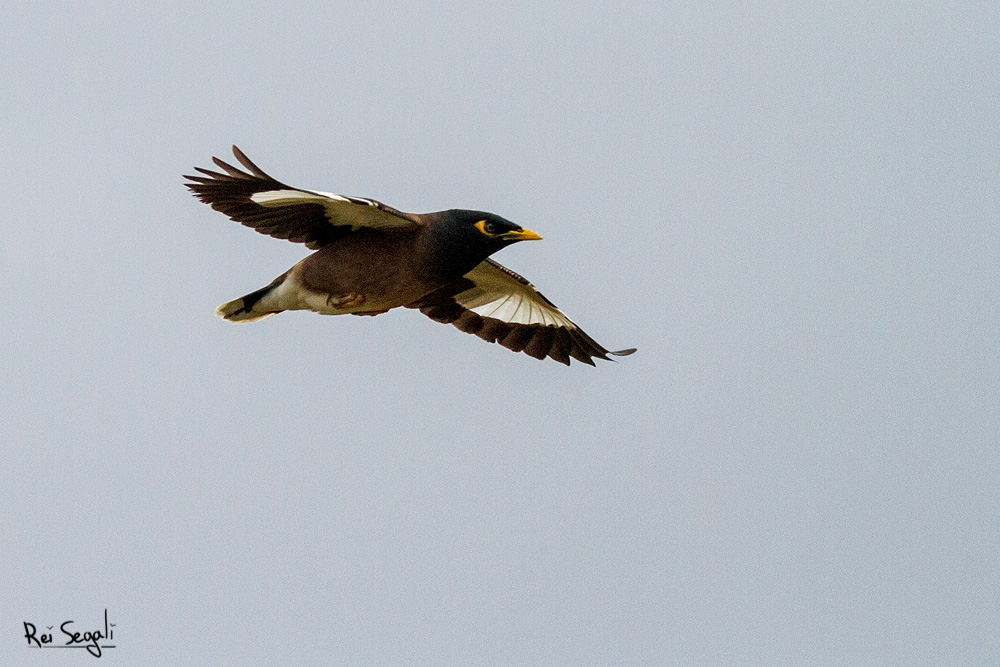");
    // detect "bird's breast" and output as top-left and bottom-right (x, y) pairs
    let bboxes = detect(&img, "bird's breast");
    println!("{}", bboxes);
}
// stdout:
(294, 230), (439, 311)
